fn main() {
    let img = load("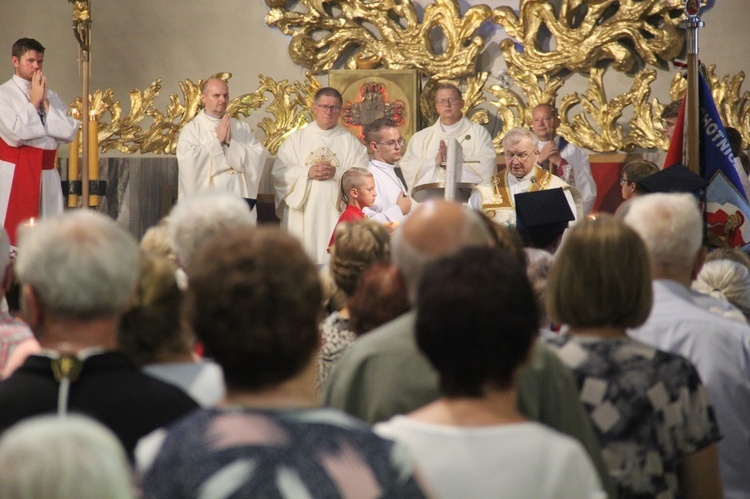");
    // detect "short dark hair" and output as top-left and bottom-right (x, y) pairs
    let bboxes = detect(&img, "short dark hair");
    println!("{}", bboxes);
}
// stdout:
(435, 82), (462, 101)
(725, 127), (743, 156)
(12, 38), (45, 58)
(660, 100), (682, 120)
(185, 227), (322, 391)
(364, 117), (398, 143)
(314, 87), (343, 105)
(416, 246), (538, 397)
(622, 159), (659, 194)
(349, 262), (410, 336)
